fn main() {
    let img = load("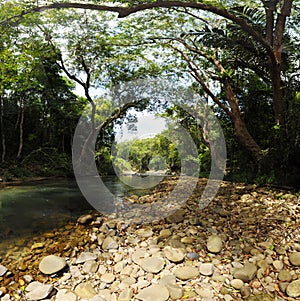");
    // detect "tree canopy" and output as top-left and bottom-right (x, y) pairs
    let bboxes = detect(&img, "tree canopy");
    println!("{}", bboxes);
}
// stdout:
(0, 0), (299, 185)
